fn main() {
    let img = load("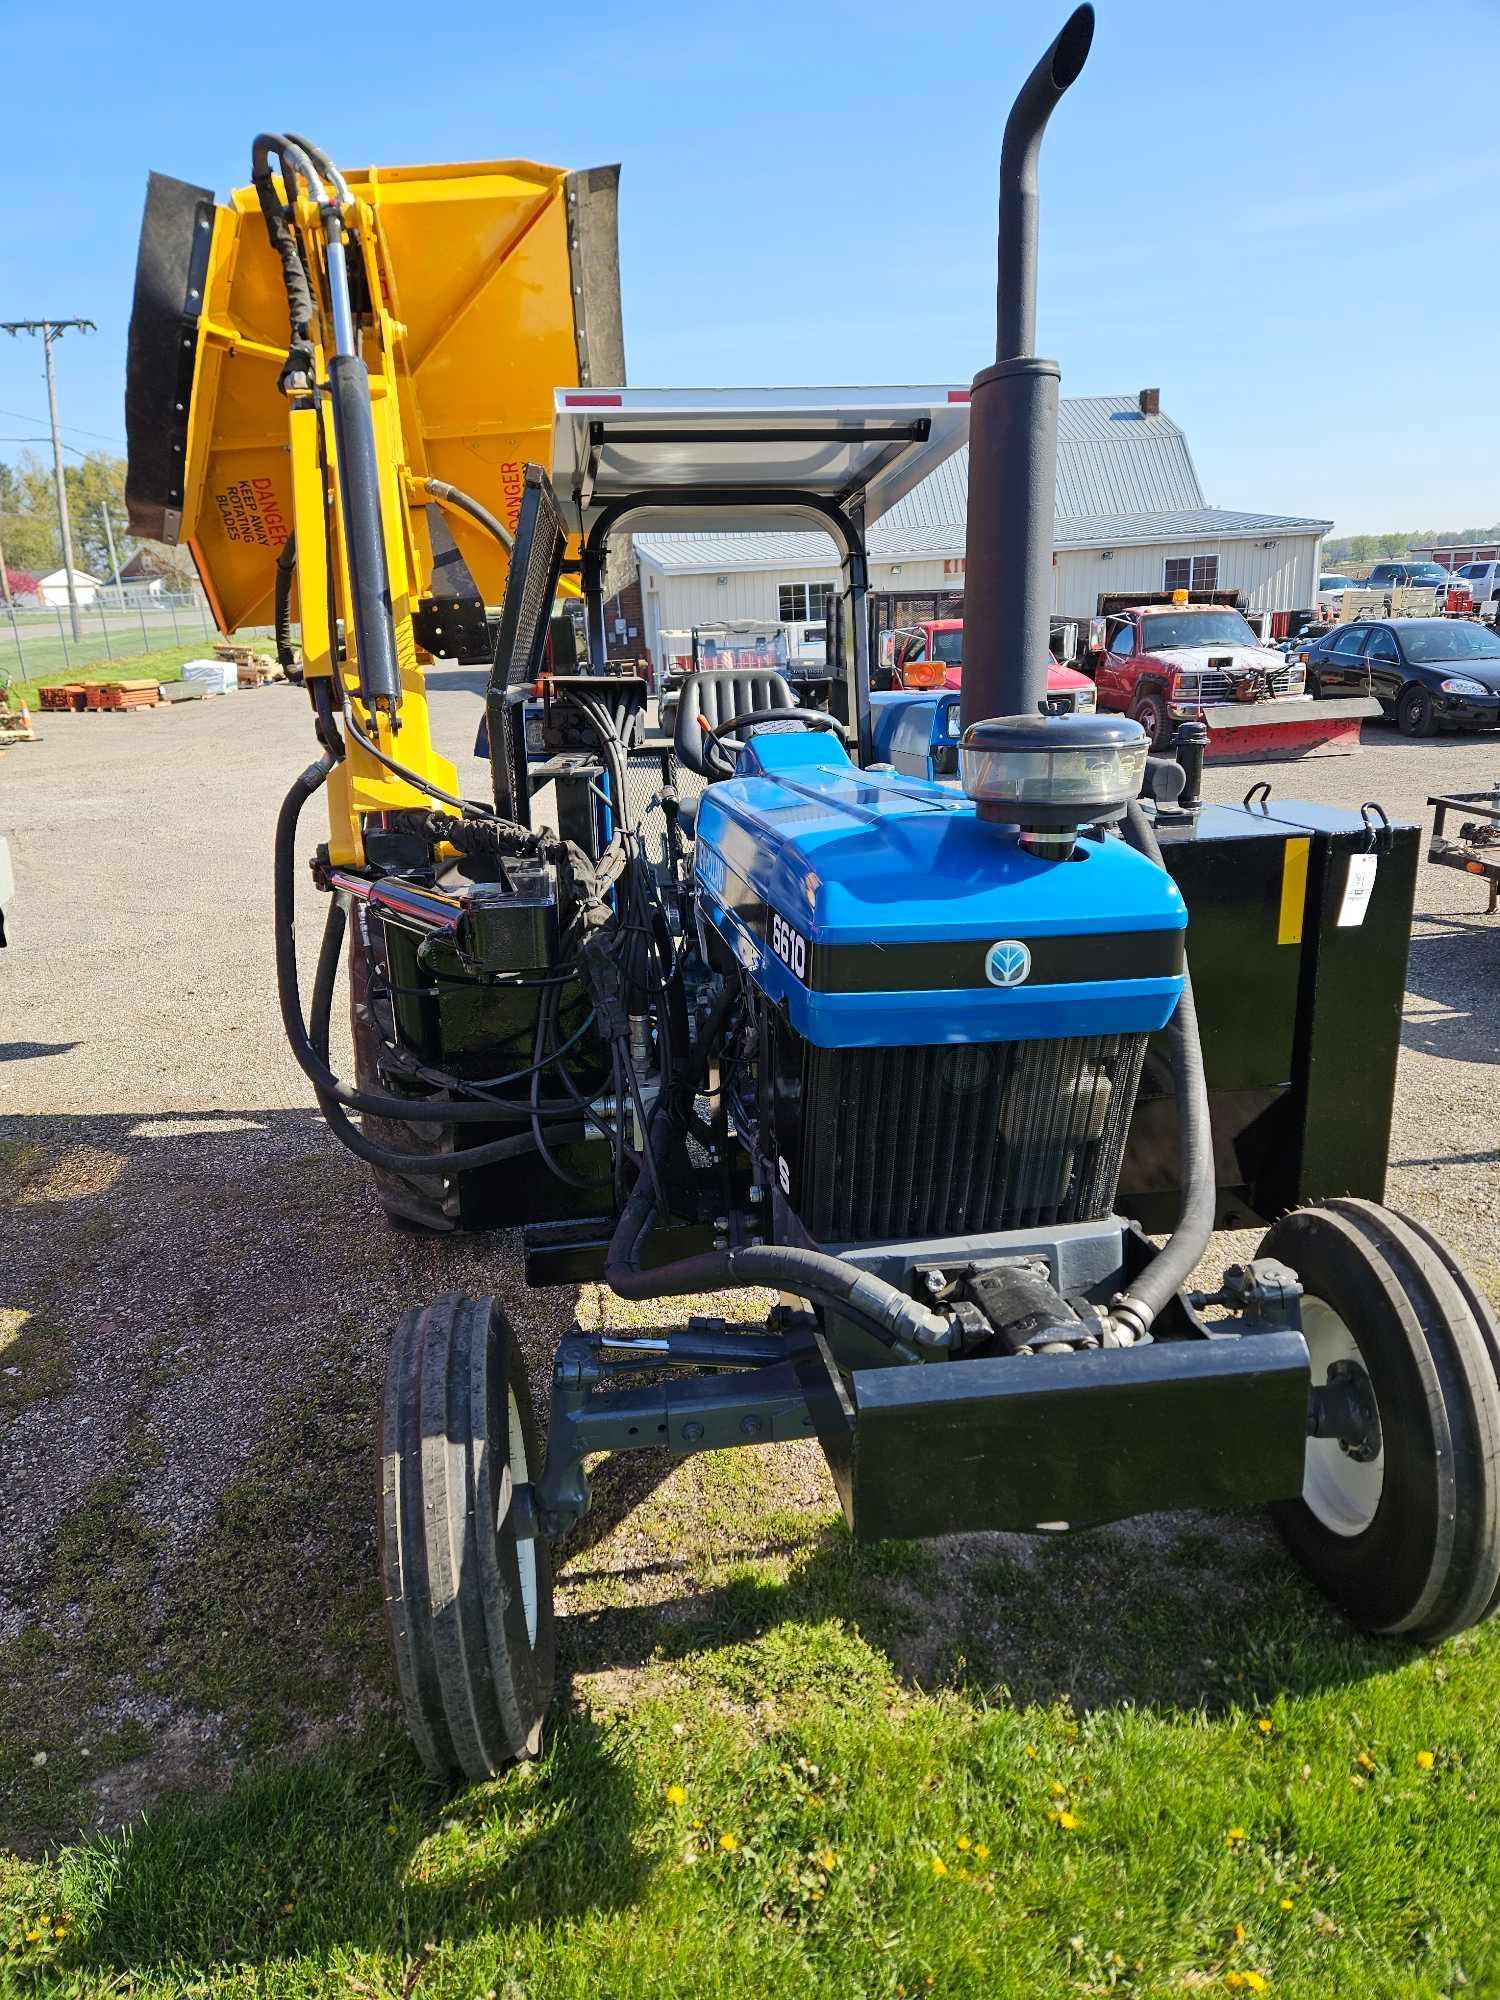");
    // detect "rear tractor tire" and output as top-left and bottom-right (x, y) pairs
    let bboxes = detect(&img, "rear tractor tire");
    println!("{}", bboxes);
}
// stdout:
(380, 1293), (556, 1778)
(1262, 1199), (1500, 1643)
(348, 904), (461, 1231)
